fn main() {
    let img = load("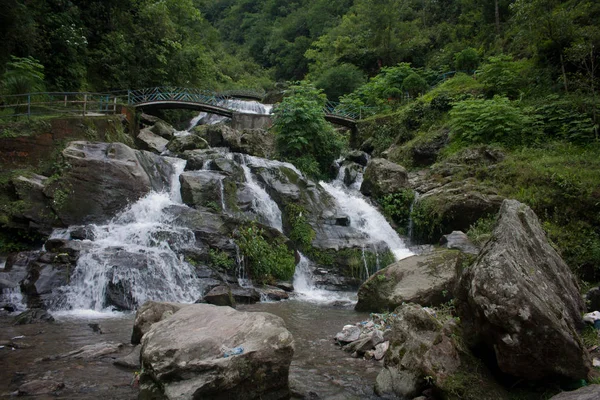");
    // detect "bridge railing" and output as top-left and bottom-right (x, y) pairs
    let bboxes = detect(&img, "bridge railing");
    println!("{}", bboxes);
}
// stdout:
(0, 92), (119, 118)
(126, 87), (232, 108)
